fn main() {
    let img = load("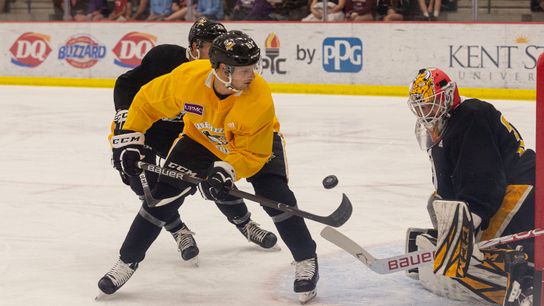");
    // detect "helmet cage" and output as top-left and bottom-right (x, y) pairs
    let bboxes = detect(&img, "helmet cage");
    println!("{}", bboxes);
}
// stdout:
(407, 81), (456, 130)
